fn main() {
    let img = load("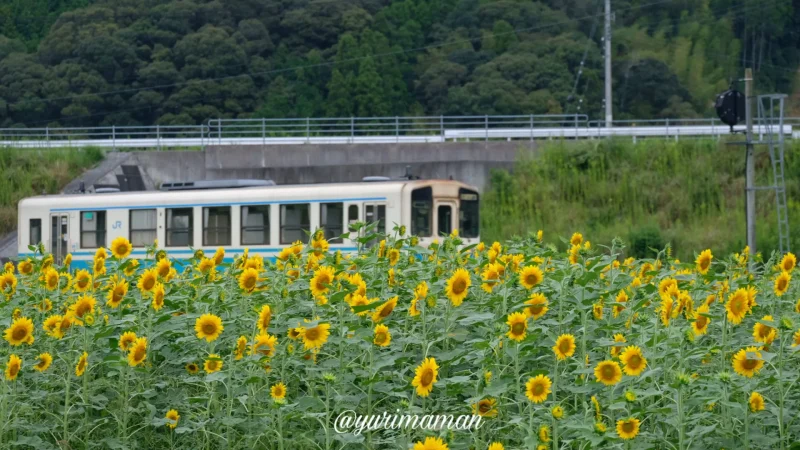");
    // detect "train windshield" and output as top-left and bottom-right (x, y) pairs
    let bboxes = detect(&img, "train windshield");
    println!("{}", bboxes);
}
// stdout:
(411, 187), (432, 237)
(459, 189), (479, 238)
